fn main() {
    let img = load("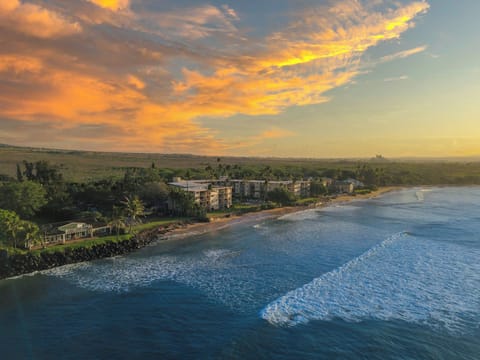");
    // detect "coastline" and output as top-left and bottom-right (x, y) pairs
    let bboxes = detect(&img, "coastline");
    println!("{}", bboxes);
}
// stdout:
(0, 186), (402, 280)
(159, 186), (402, 241)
